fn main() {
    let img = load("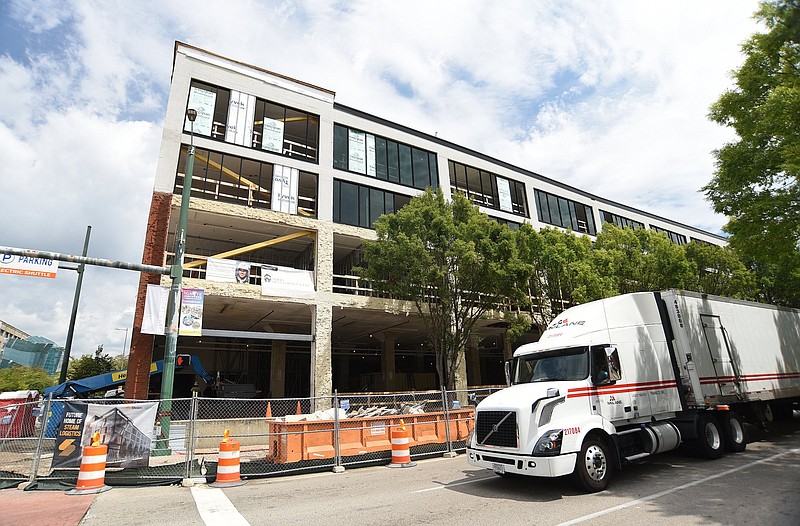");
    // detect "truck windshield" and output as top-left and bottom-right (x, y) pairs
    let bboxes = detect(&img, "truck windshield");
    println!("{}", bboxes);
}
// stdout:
(512, 347), (589, 384)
